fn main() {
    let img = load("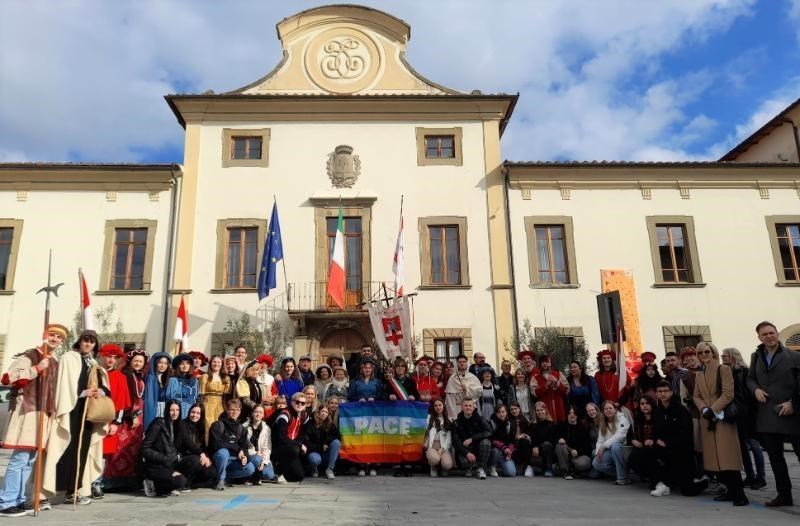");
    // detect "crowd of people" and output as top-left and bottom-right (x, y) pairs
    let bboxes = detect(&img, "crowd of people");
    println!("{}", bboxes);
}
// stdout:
(0, 321), (797, 517)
